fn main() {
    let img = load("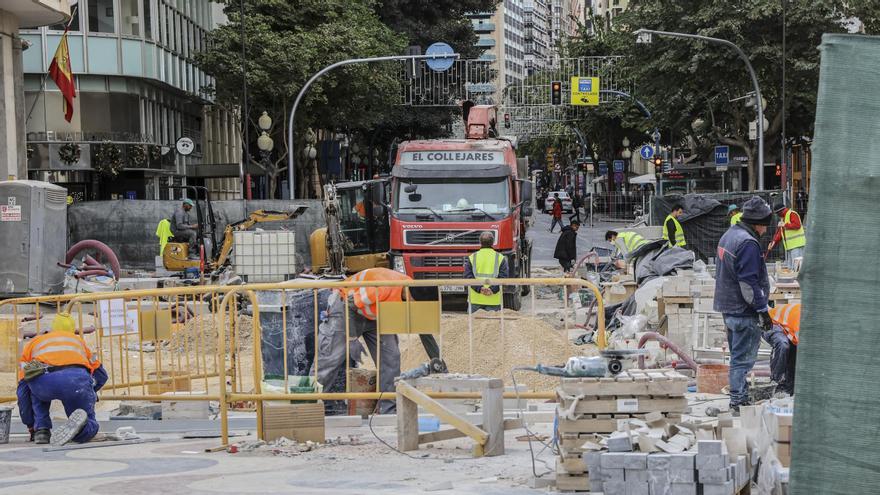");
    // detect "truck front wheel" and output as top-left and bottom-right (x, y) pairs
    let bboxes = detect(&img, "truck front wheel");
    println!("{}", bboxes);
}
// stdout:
(504, 291), (522, 311)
